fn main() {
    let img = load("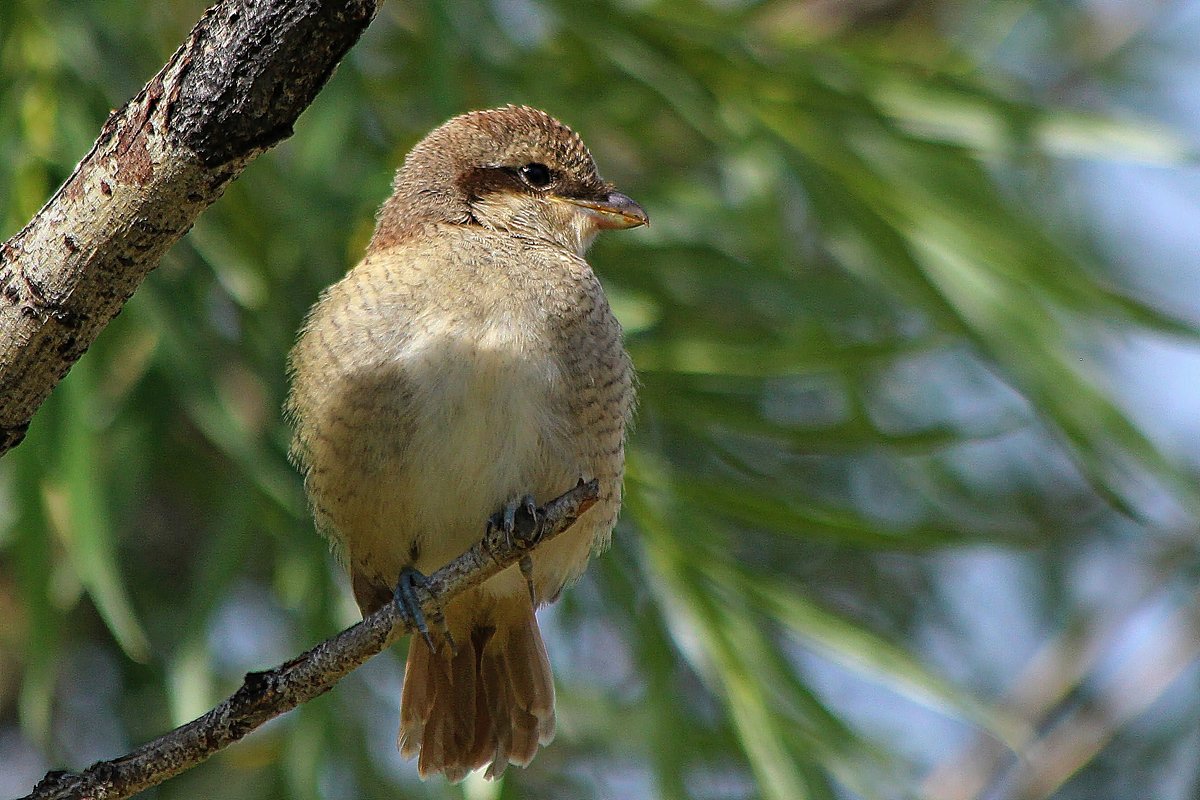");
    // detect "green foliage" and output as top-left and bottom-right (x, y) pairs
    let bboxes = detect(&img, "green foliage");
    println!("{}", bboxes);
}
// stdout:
(2, 1), (1198, 799)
